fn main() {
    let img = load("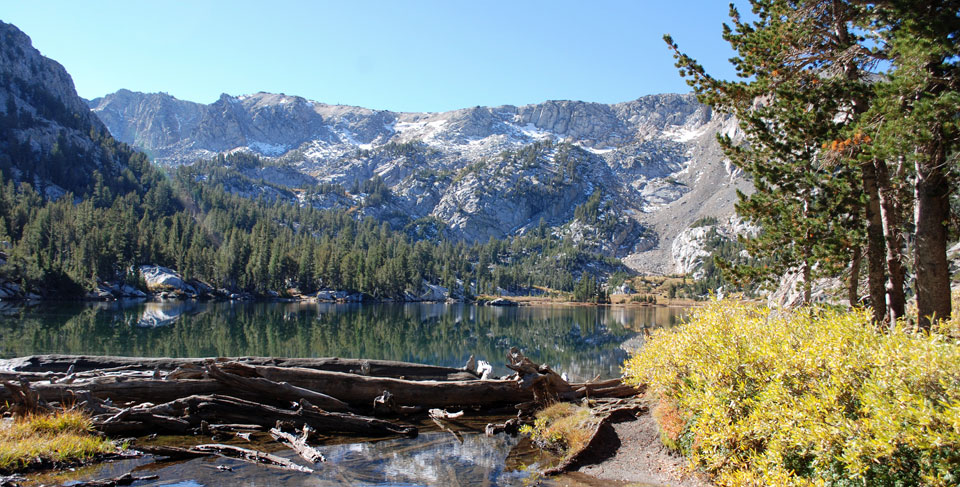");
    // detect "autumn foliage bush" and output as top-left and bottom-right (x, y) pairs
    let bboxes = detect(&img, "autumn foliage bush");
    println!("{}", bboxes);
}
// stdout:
(623, 300), (960, 486)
